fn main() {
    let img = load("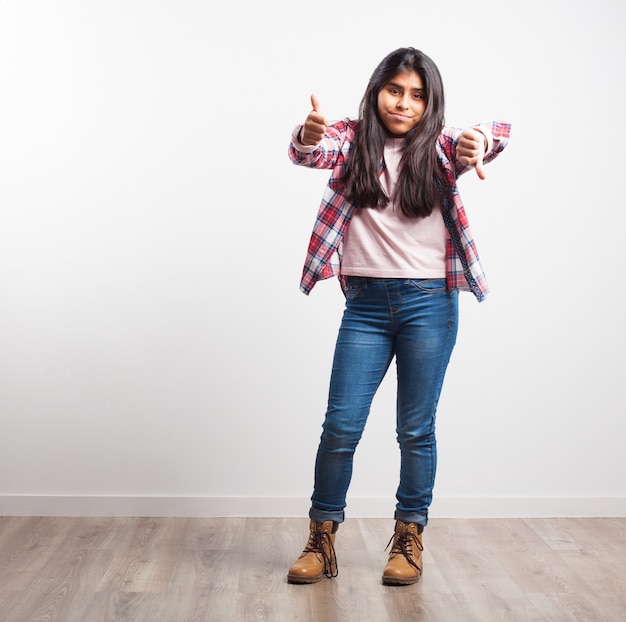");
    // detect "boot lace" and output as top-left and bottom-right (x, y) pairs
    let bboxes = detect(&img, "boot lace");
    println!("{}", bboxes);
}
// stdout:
(303, 527), (338, 578)
(385, 529), (423, 573)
